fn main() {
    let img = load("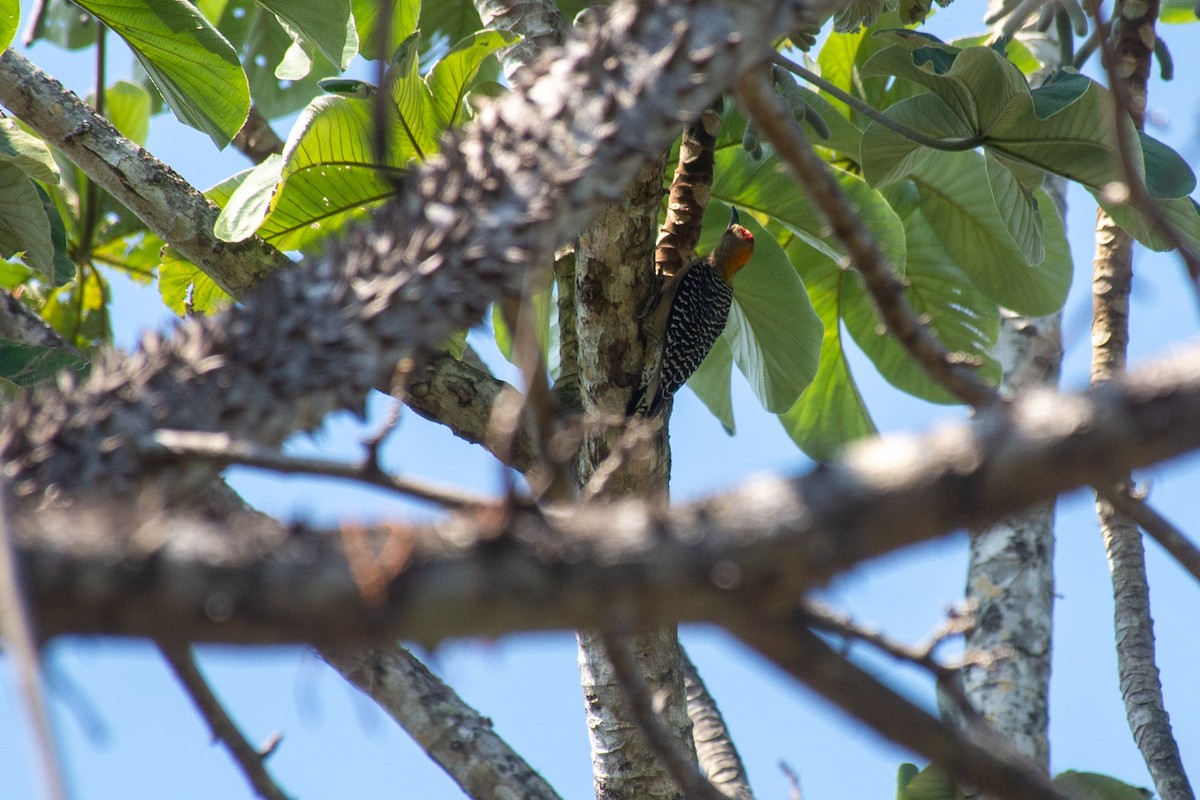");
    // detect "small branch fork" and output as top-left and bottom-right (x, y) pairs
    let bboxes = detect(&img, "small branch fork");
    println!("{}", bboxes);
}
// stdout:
(160, 644), (289, 800)
(799, 601), (994, 728)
